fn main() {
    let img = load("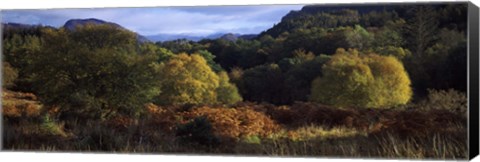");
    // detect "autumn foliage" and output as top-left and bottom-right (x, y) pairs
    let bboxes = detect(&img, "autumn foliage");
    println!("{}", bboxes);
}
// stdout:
(1, 4), (469, 158)
(180, 106), (280, 141)
(157, 54), (242, 106)
(310, 49), (412, 108)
